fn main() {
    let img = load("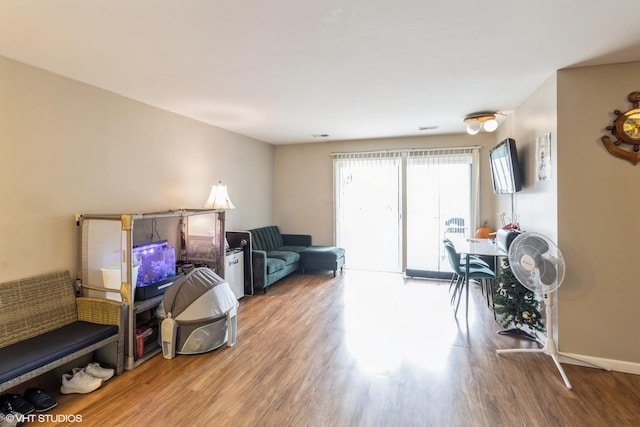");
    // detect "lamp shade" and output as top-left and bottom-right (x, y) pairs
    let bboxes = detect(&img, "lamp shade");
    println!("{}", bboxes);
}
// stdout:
(483, 118), (498, 132)
(204, 181), (235, 210)
(466, 119), (482, 135)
